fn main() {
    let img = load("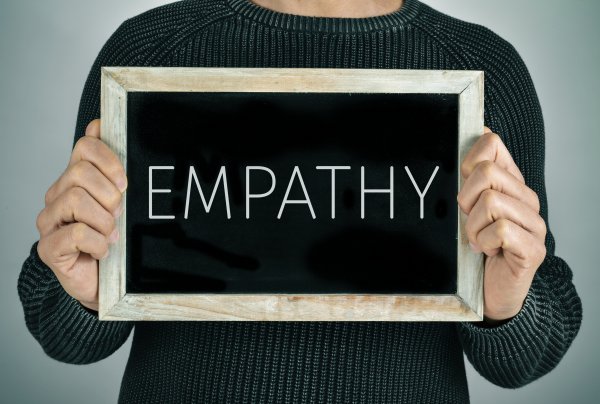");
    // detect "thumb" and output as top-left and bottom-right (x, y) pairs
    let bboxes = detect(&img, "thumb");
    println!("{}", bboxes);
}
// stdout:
(85, 119), (101, 139)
